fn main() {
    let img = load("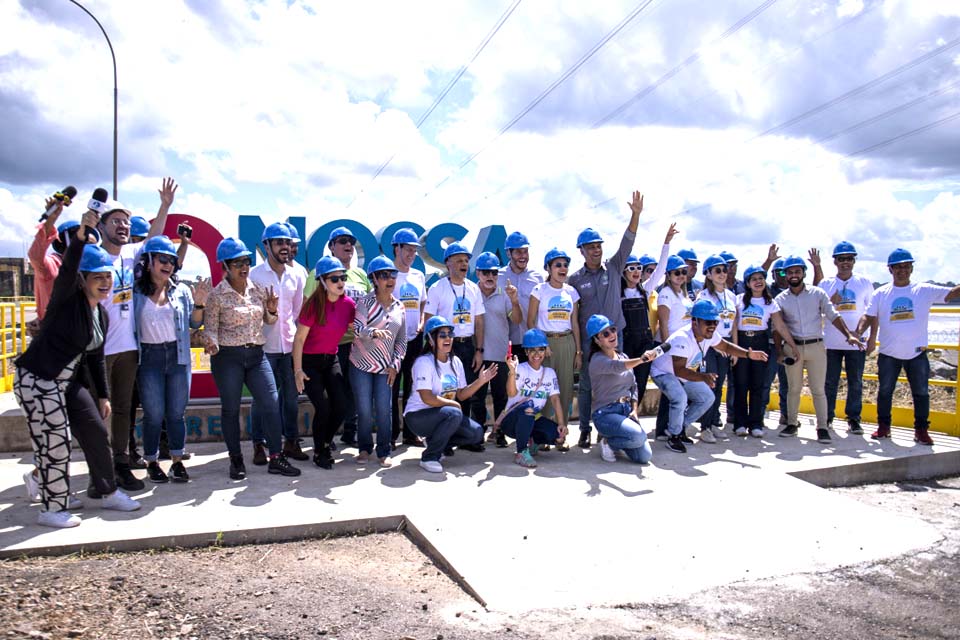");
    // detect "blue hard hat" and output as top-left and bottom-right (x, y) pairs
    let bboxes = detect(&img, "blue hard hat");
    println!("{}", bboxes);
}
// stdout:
(625, 254), (641, 266)
(475, 251), (503, 271)
(576, 228), (604, 248)
(772, 258), (786, 272)
(314, 255), (346, 278)
(543, 247), (571, 269)
(691, 299), (720, 321)
(56, 220), (101, 245)
(782, 255), (807, 271)
(665, 255), (686, 272)
(79, 245), (114, 273)
(522, 328), (549, 349)
(328, 226), (356, 244)
(702, 255), (727, 276)
(504, 231), (530, 251)
(425, 315), (454, 335)
(832, 241), (857, 257)
(391, 228), (421, 247)
(443, 242), (471, 261)
(216, 238), (252, 263)
(261, 222), (295, 243)
(742, 265), (766, 281)
(719, 250), (737, 264)
(677, 248), (699, 262)
(284, 223), (301, 243)
(142, 235), (178, 258)
(637, 254), (658, 267)
(365, 255), (396, 275)
(887, 248), (914, 266)
(129, 216), (150, 238)
(586, 314), (614, 340)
